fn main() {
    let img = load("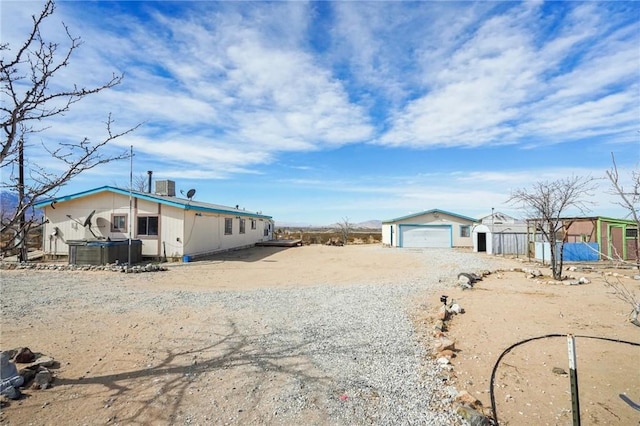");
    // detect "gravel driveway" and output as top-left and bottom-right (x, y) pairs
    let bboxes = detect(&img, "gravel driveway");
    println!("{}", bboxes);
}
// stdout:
(1, 247), (518, 425)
